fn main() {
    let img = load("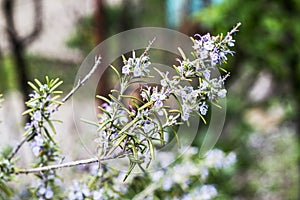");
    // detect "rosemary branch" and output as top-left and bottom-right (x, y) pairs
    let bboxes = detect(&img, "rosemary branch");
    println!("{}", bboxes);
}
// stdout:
(15, 152), (121, 175)
(8, 56), (101, 160)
